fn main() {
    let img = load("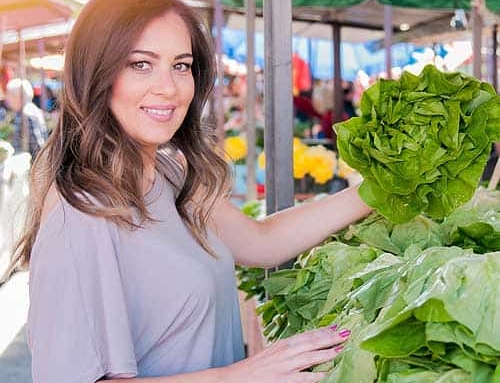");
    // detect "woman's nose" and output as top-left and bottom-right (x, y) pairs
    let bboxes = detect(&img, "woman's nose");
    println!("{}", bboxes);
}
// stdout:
(151, 70), (176, 96)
